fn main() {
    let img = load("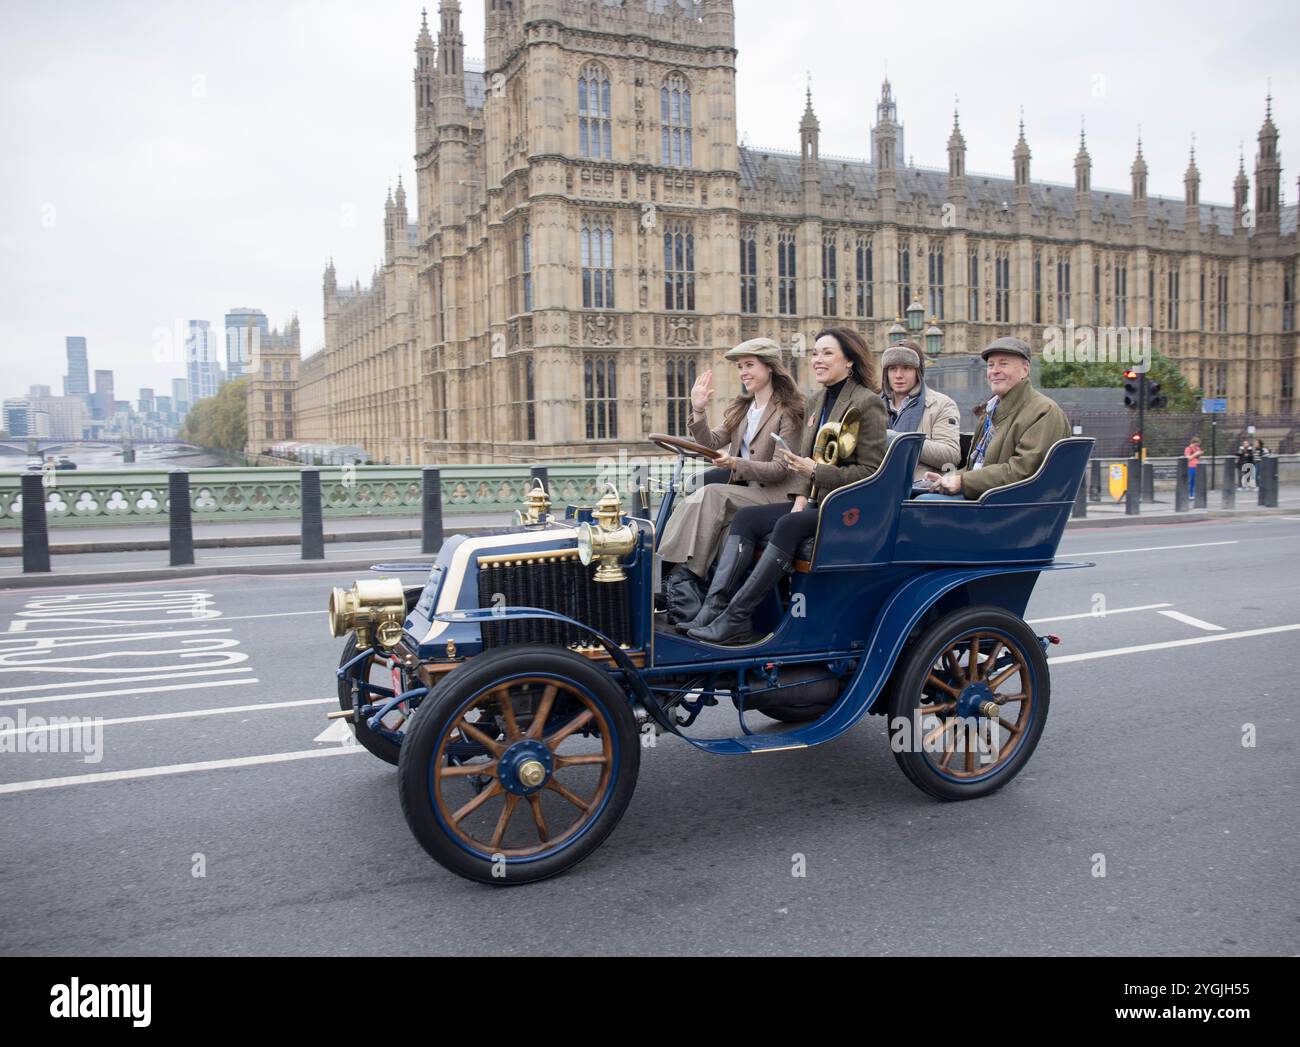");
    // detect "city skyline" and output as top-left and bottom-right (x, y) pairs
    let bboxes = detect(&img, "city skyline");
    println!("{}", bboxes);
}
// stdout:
(2, 0), (1297, 401)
